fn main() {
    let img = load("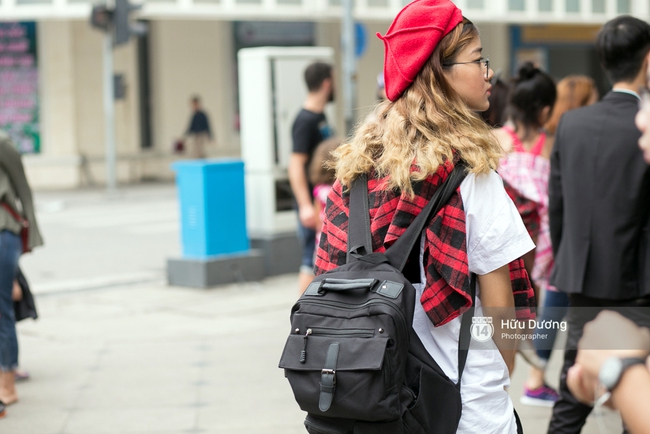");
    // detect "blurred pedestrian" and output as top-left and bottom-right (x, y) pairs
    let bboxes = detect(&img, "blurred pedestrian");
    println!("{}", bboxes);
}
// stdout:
(12, 266), (37, 384)
(363, 73), (388, 124)
(308, 137), (340, 249)
(544, 75), (599, 135)
(637, 59), (650, 164)
(0, 131), (43, 412)
(637, 91), (650, 163)
(517, 74), (599, 408)
(492, 63), (557, 406)
(315, 2), (536, 432)
(547, 15), (650, 433)
(288, 62), (334, 294)
(494, 62), (556, 293)
(480, 71), (510, 128)
(185, 95), (212, 159)
(376, 72), (387, 102)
